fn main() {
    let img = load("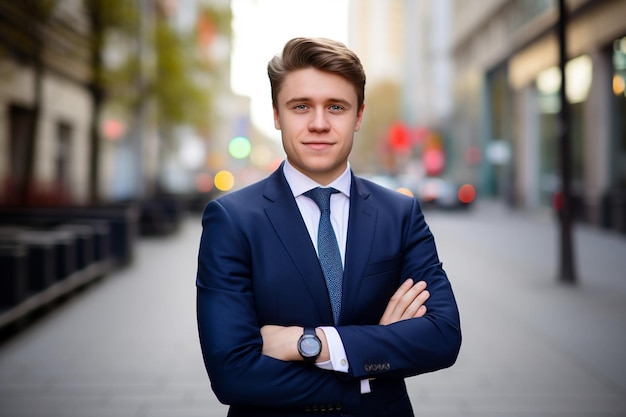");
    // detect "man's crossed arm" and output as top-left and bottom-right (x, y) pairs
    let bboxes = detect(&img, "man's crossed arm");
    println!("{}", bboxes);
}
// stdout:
(260, 278), (430, 362)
